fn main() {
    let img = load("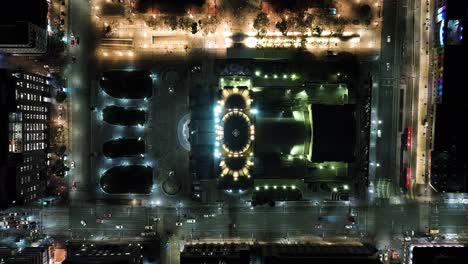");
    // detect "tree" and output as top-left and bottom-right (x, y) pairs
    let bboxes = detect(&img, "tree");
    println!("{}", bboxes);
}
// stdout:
(314, 26), (323, 36)
(56, 91), (67, 103)
(57, 145), (67, 156)
(359, 4), (372, 20)
(164, 16), (178, 30)
(294, 12), (314, 34)
(201, 15), (219, 34)
(177, 17), (190, 30)
(332, 16), (346, 35)
(191, 22), (198, 34)
(253, 13), (270, 33)
(275, 19), (288, 36)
